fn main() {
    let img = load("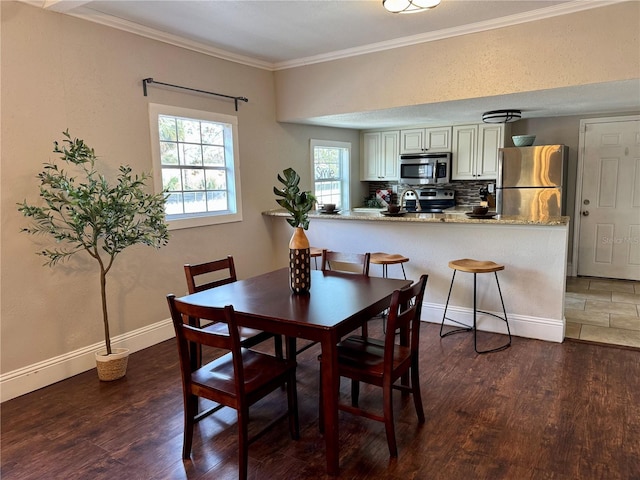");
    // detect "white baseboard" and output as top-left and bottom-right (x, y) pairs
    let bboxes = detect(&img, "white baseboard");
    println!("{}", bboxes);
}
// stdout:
(421, 303), (565, 343)
(2, 302), (566, 403)
(0, 318), (175, 403)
